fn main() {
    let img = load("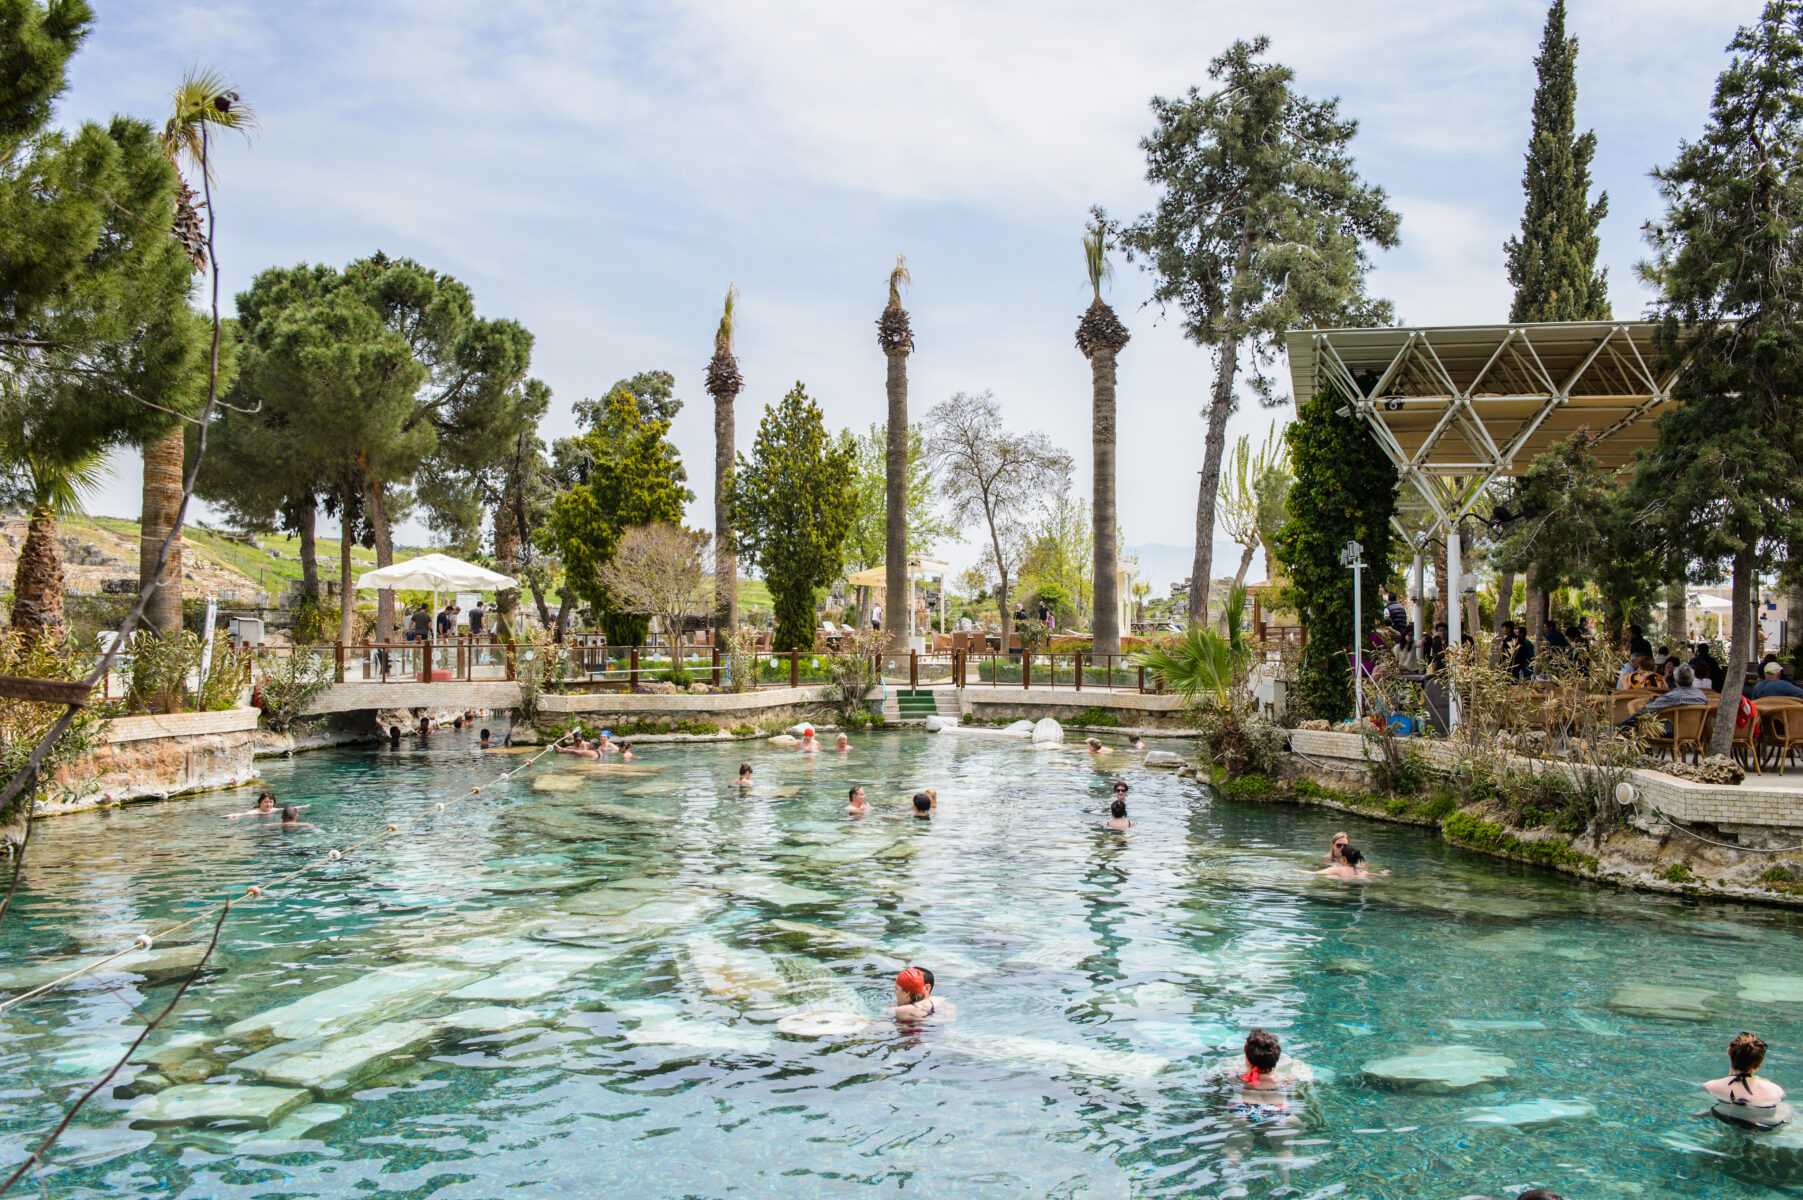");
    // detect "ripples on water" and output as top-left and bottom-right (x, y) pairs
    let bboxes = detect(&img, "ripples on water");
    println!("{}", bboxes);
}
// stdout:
(5, 731), (1803, 1198)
